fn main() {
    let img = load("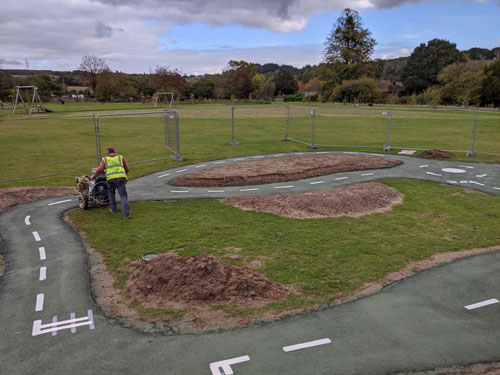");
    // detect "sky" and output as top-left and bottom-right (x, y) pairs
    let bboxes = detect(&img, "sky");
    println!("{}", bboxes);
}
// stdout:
(0, 0), (499, 76)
